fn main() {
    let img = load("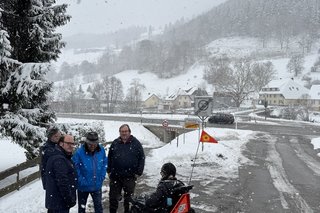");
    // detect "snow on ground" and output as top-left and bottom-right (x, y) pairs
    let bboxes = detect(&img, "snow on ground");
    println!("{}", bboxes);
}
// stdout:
(144, 128), (255, 188)
(113, 63), (213, 100)
(311, 138), (320, 158)
(52, 48), (105, 69)
(0, 118), (255, 213)
(1, 116), (320, 212)
(0, 139), (26, 171)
